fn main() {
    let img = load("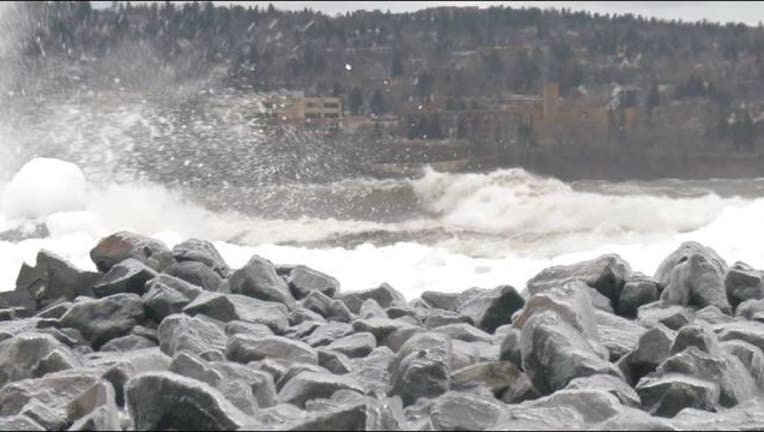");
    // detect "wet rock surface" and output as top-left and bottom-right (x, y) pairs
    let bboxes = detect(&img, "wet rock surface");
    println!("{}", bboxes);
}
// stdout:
(0, 236), (763, 430)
